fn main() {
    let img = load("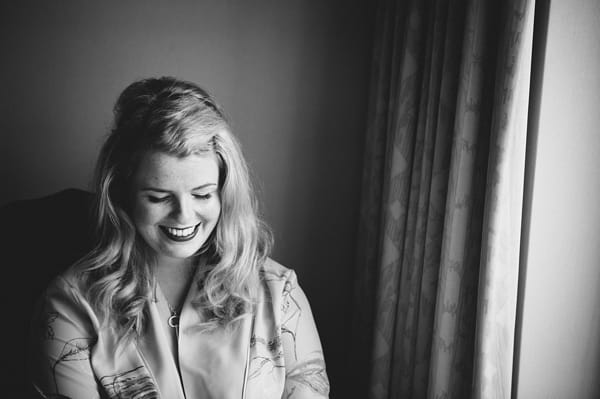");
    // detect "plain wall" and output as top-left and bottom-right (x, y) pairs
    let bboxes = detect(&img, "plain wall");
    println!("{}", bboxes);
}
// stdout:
(0, 2), (375, 396)
(516, 0), (600, 397)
